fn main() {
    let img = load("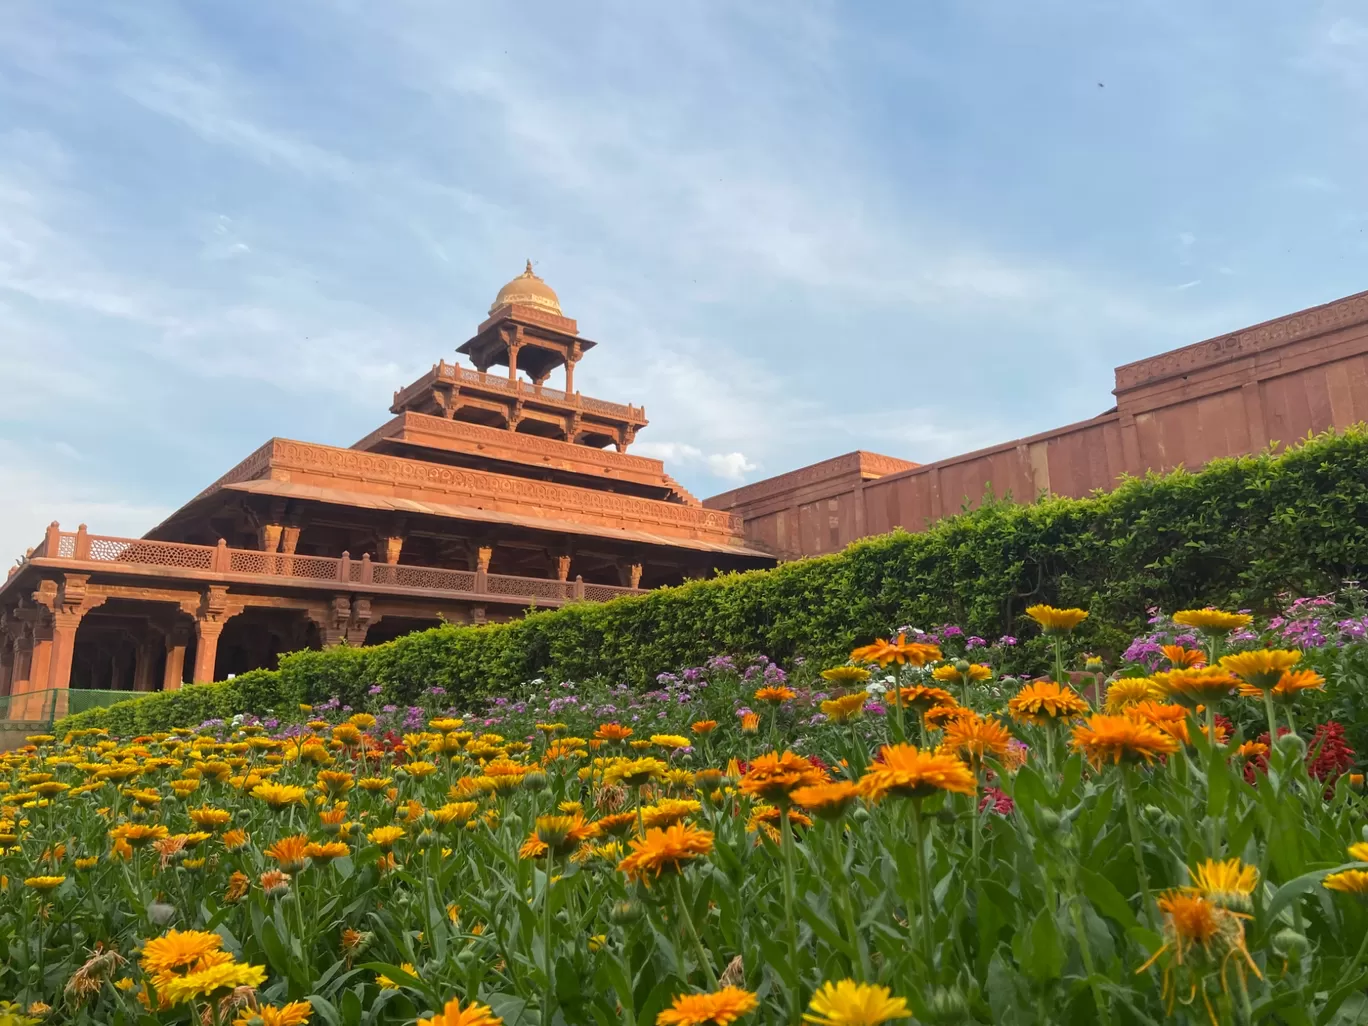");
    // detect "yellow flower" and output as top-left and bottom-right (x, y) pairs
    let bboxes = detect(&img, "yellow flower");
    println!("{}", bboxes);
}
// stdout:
(651, 734), (692, 750)
(1324, 870), (1368, 895)
(316, 770), (355, 796)
(23, 875), (65, 891)
(1161, 645), (1207, 668)
(1219, 649), (1302, 690)
(820, 666), (872, 687)
(642, 799), (703, 829)
(188, 806), (232, 830)
(857, 744), (975, 801)
(803, 980), (911, 1026)
(1137, 889), (1261, 1016)
(820, 693), (869, 724)
(140, 929), (224, 974)
(1187, 858), (1259, 912)
(1024, 605), (1089, 634)
(657, 986), (759, 1025)
(931, 663), (992, 685)
(368, 826), (405, 850)
(1103, 678), (1159, 713)
(617, 823), (714, 883)
(1007, 681), (1090, 724)
(1173, 609), (1253, 633)
(252, 782), (308, 809)
(417, 997), (503, 1026)
(605, 758), (668, 788)
(1149, 668), (1239, 709)
(376, 963), (418, 990)
(1070, 714), (1180, 767)
(265, 834), (311, 873)
(739, 752), (829, 804)
(222, 828), (250, 852)
(739, 713), (760, 734)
